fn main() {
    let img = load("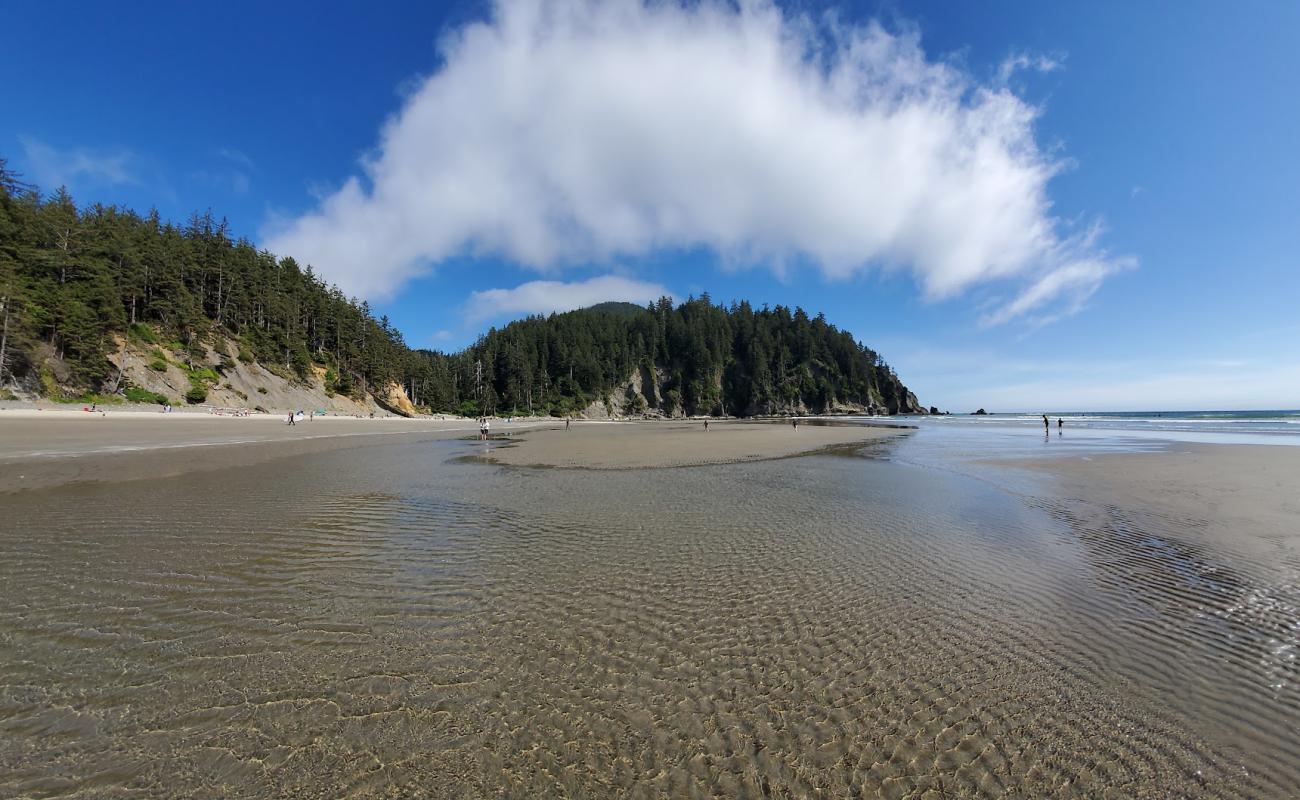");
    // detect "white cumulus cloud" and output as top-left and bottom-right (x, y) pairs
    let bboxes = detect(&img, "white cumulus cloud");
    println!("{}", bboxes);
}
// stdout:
(465, 274), (669, 324)
(263, 0), (1129, 323)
